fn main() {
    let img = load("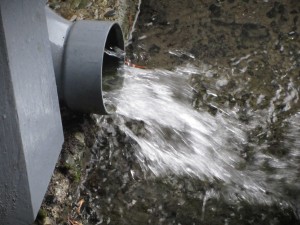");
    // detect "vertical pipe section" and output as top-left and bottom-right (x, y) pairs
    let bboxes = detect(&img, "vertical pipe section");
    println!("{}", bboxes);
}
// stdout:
(46, 8), (124, 114)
